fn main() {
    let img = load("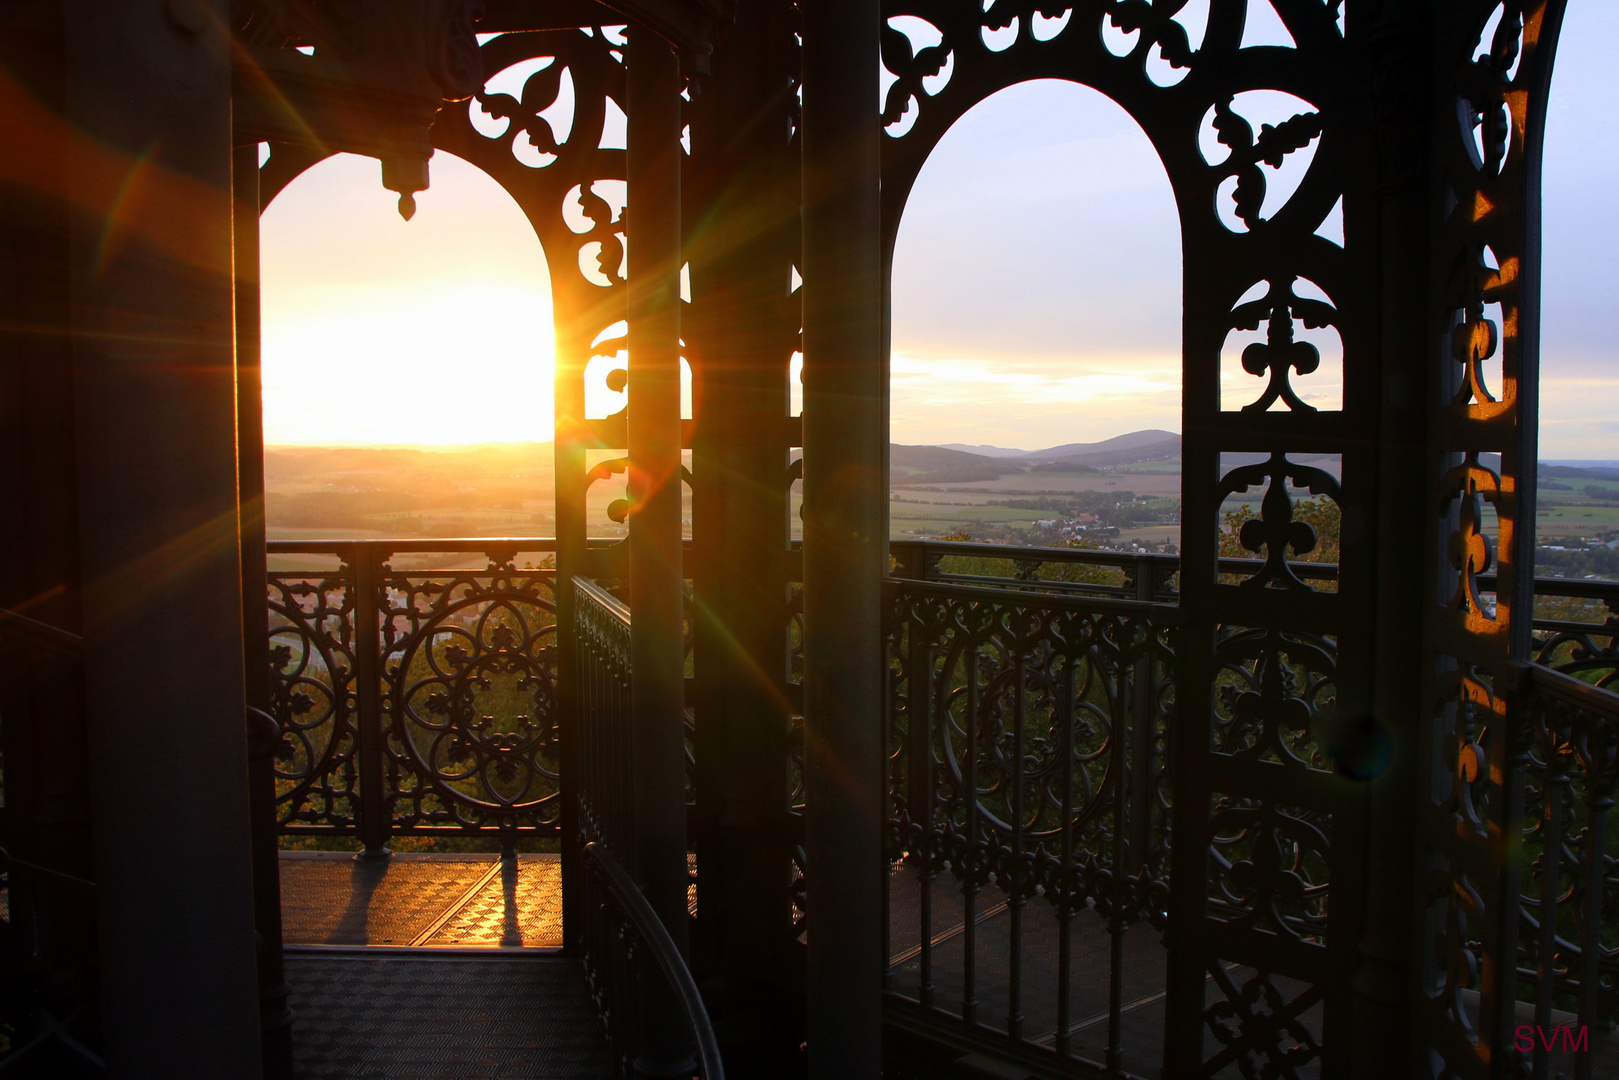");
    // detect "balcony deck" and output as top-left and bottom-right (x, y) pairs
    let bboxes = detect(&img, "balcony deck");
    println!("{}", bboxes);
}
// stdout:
(285, 952), (611, 1079)
(279, 852), (564, 949)
(278, 852), (606, 1078)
